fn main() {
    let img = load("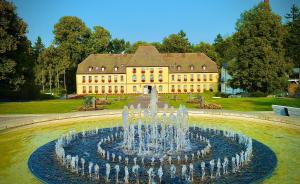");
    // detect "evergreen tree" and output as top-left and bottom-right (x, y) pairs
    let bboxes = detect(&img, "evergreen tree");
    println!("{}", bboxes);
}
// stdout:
(161, 30), (191, 53)
(285, 4), (300, 80)
(107, 38), (130, 54)
(228, 3), (290, 94)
